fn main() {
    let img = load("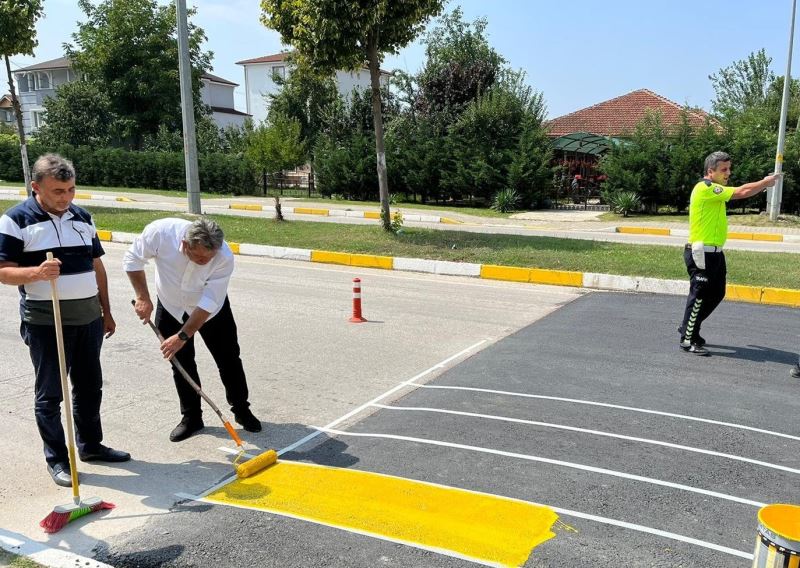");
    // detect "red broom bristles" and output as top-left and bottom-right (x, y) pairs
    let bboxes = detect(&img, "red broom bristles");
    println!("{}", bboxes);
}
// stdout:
(40, 501), (115, 533)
